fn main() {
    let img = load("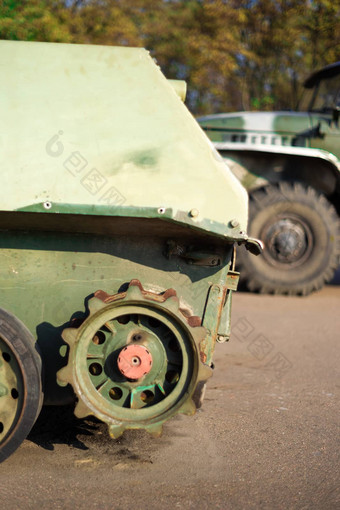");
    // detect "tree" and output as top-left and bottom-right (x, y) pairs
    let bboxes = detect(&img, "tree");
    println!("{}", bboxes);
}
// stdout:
(236, 0), (340, 111)
(1, 0), (339, 113)
(0, 0), (71, 42)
